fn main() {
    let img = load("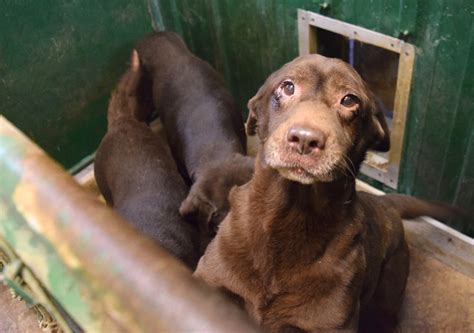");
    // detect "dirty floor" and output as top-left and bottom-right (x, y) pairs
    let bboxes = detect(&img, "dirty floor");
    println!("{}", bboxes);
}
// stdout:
(400, 245), (474, 332)
(0, 284), (42, 333)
